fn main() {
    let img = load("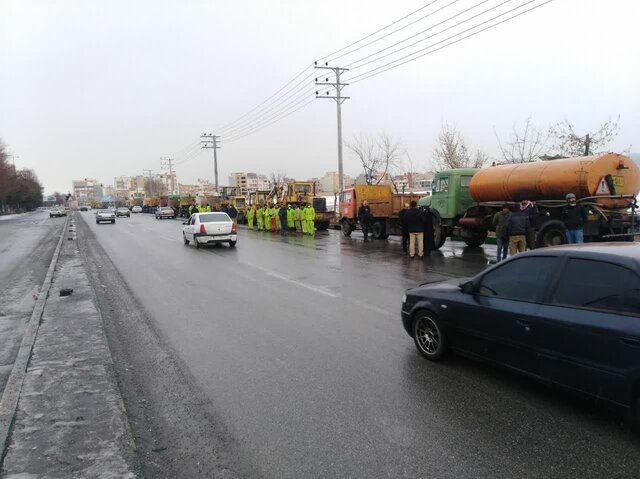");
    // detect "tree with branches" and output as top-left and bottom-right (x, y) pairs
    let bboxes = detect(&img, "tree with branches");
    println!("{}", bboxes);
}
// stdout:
(432, 123), (487, 171)
(346, 131), (402, 185)
(495, 115), (548, 163)
(549, 116), (620, 157)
